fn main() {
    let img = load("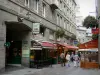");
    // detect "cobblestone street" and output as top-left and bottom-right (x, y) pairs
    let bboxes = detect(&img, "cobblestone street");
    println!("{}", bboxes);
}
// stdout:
(1, 64), (100, 75)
